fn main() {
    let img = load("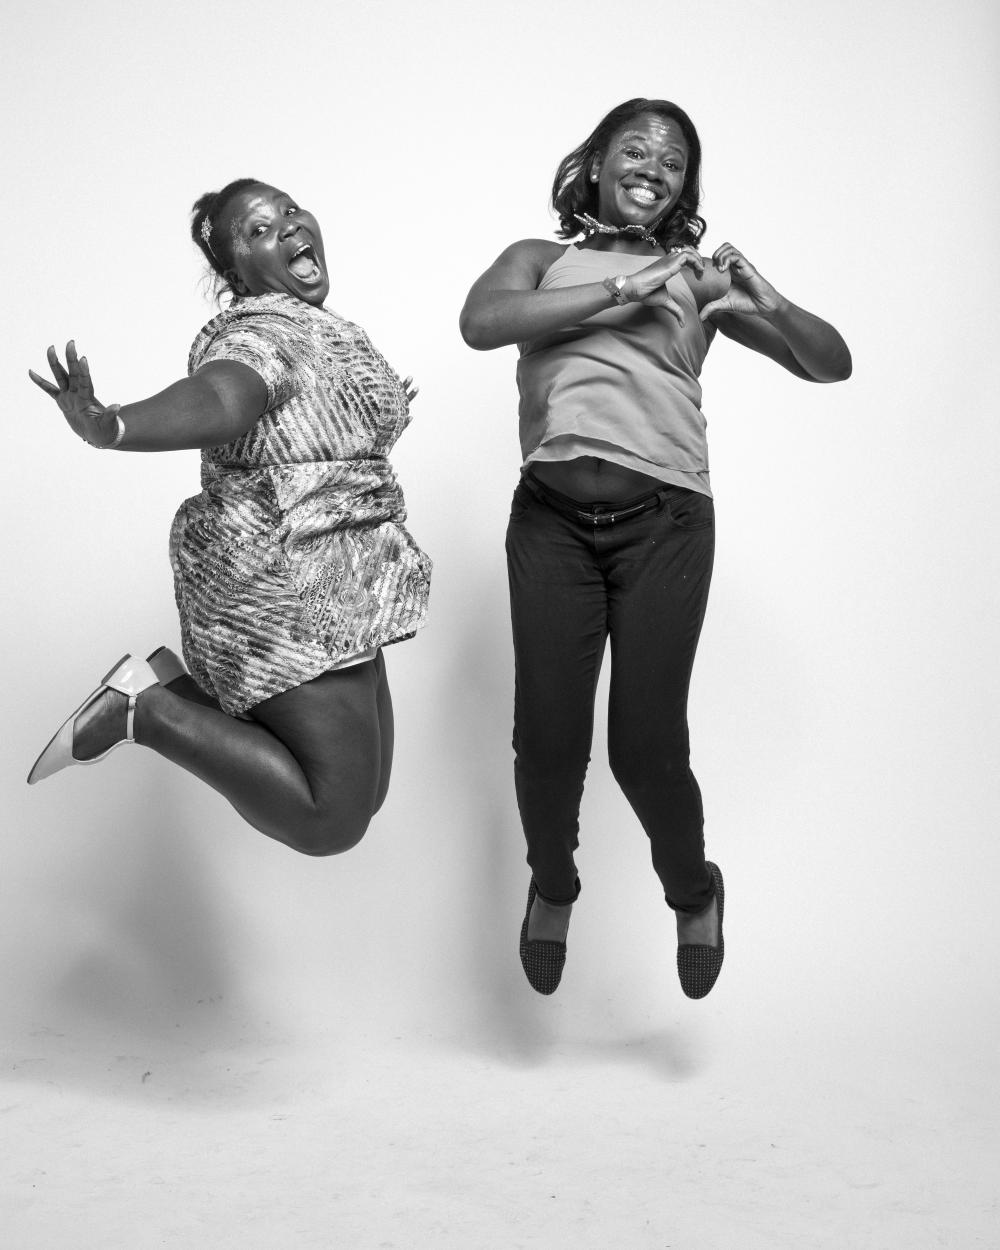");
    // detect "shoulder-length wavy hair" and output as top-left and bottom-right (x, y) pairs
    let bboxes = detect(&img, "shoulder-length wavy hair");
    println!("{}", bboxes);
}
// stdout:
(551, 98), (706, 250)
